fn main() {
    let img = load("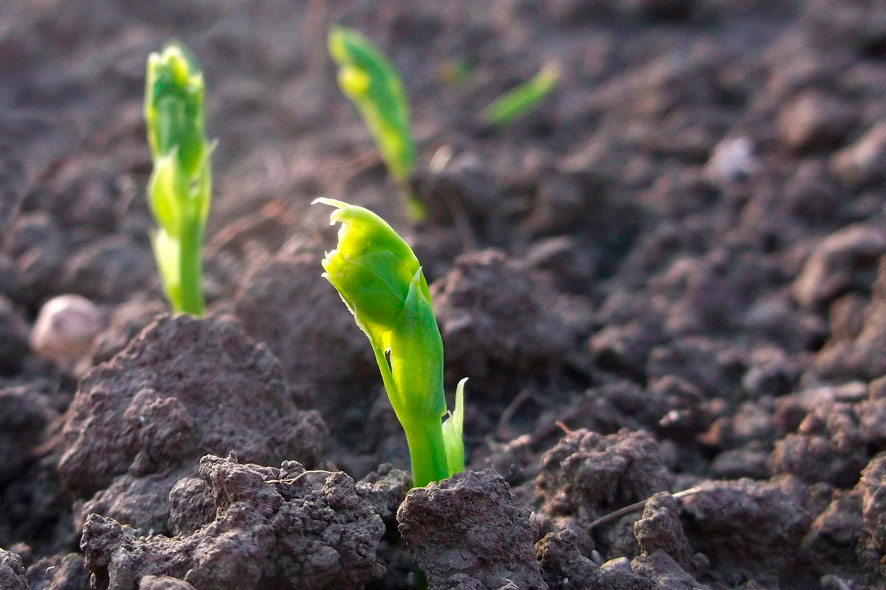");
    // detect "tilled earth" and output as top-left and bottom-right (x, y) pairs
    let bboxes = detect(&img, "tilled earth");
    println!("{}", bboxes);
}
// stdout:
(2, 0), (886, 588)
